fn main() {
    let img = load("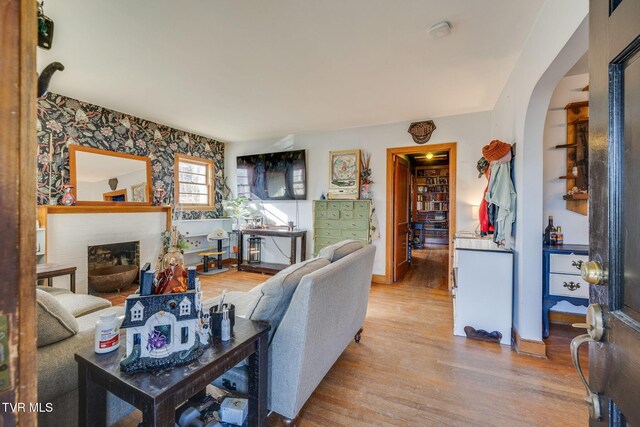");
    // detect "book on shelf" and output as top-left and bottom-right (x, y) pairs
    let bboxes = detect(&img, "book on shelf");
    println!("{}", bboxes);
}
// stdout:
(416, 201), (449, 211)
